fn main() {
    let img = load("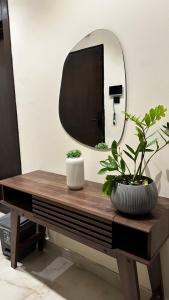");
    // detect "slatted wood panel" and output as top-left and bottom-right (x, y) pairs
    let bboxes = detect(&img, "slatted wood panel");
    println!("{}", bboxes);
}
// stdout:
(32, 197), (113, 248)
